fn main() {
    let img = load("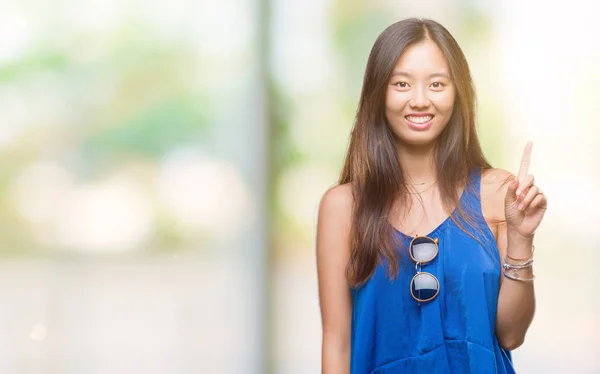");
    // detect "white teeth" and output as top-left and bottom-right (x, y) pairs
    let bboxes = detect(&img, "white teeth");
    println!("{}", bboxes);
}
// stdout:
(406, 115), (433, 123)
